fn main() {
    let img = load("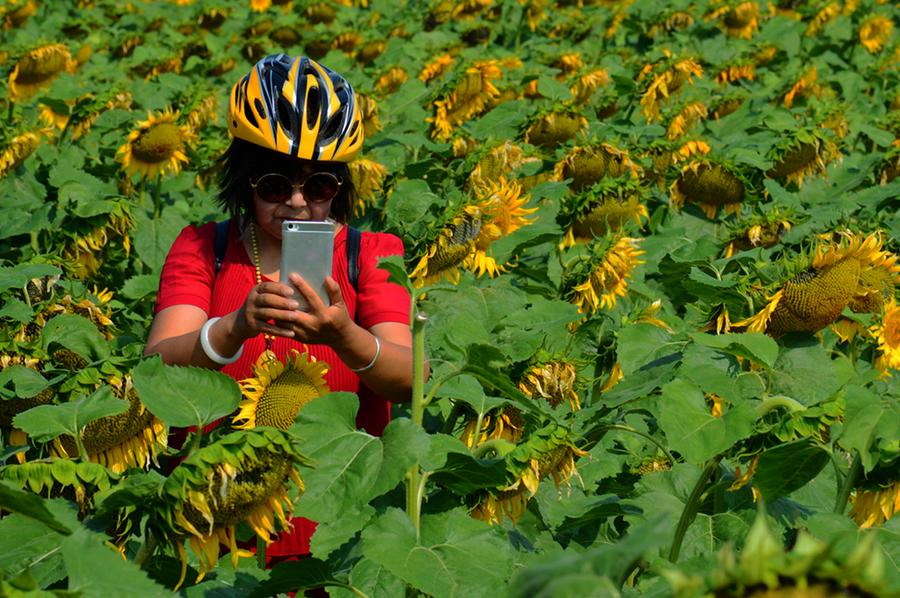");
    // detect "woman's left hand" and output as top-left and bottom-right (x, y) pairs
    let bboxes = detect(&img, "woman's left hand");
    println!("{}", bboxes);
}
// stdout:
(284, 273), (353, 345)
